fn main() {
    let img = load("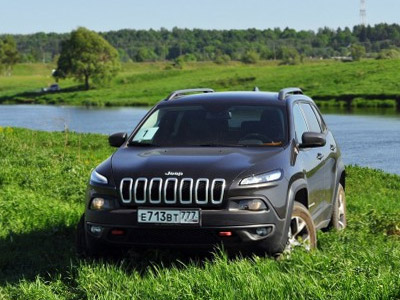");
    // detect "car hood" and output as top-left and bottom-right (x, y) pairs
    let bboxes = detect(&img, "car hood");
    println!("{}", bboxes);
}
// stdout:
(111, 146), (286, 185)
